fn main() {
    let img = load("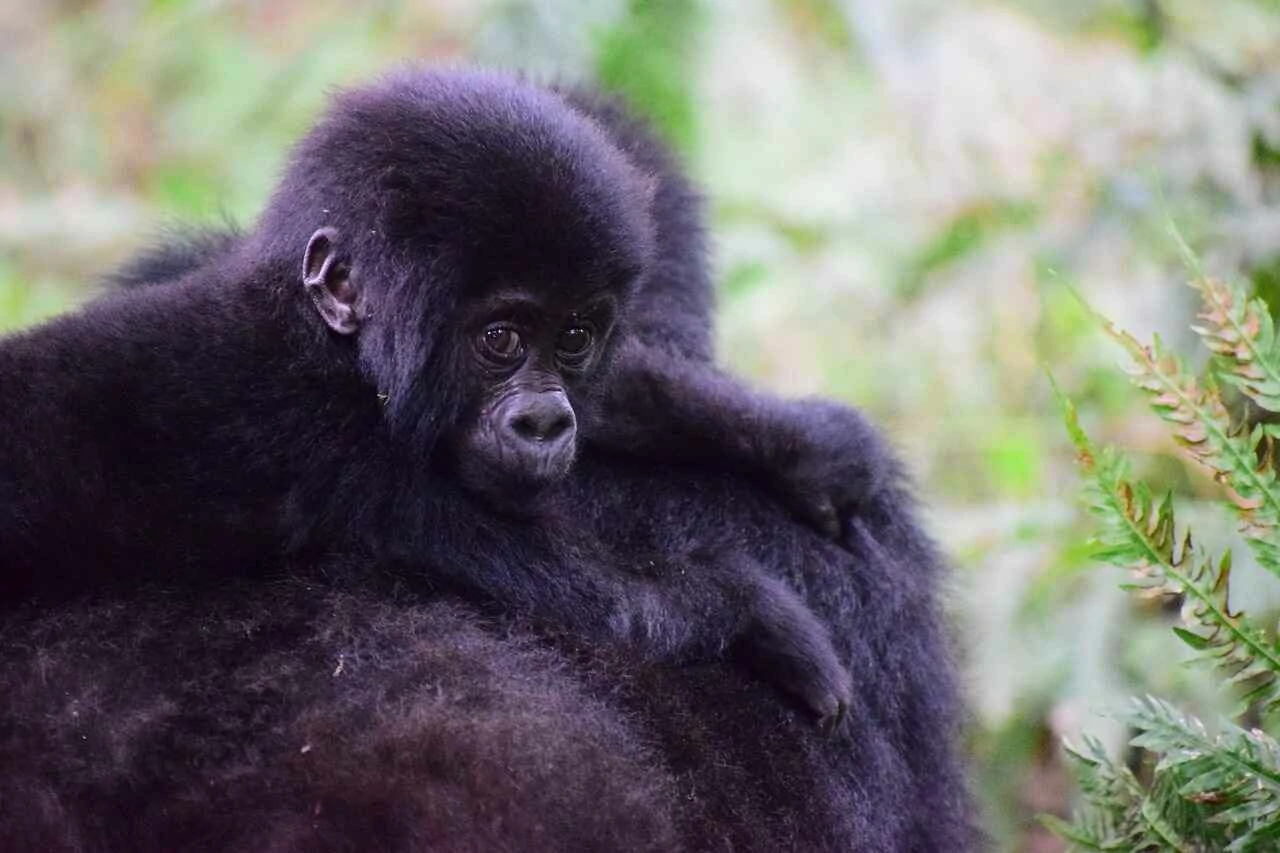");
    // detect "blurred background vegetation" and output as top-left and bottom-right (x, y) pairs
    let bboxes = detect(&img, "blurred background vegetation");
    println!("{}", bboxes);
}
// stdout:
(3, 1), (1279, 849)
